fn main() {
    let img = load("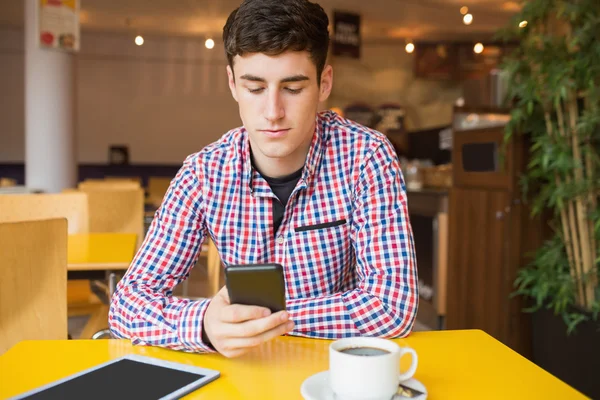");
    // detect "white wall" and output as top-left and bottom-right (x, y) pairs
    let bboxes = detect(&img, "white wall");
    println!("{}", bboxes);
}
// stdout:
(0, 28), (240, 164)
(0, 28), (461, 164)
(329, 41), (462, 131)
